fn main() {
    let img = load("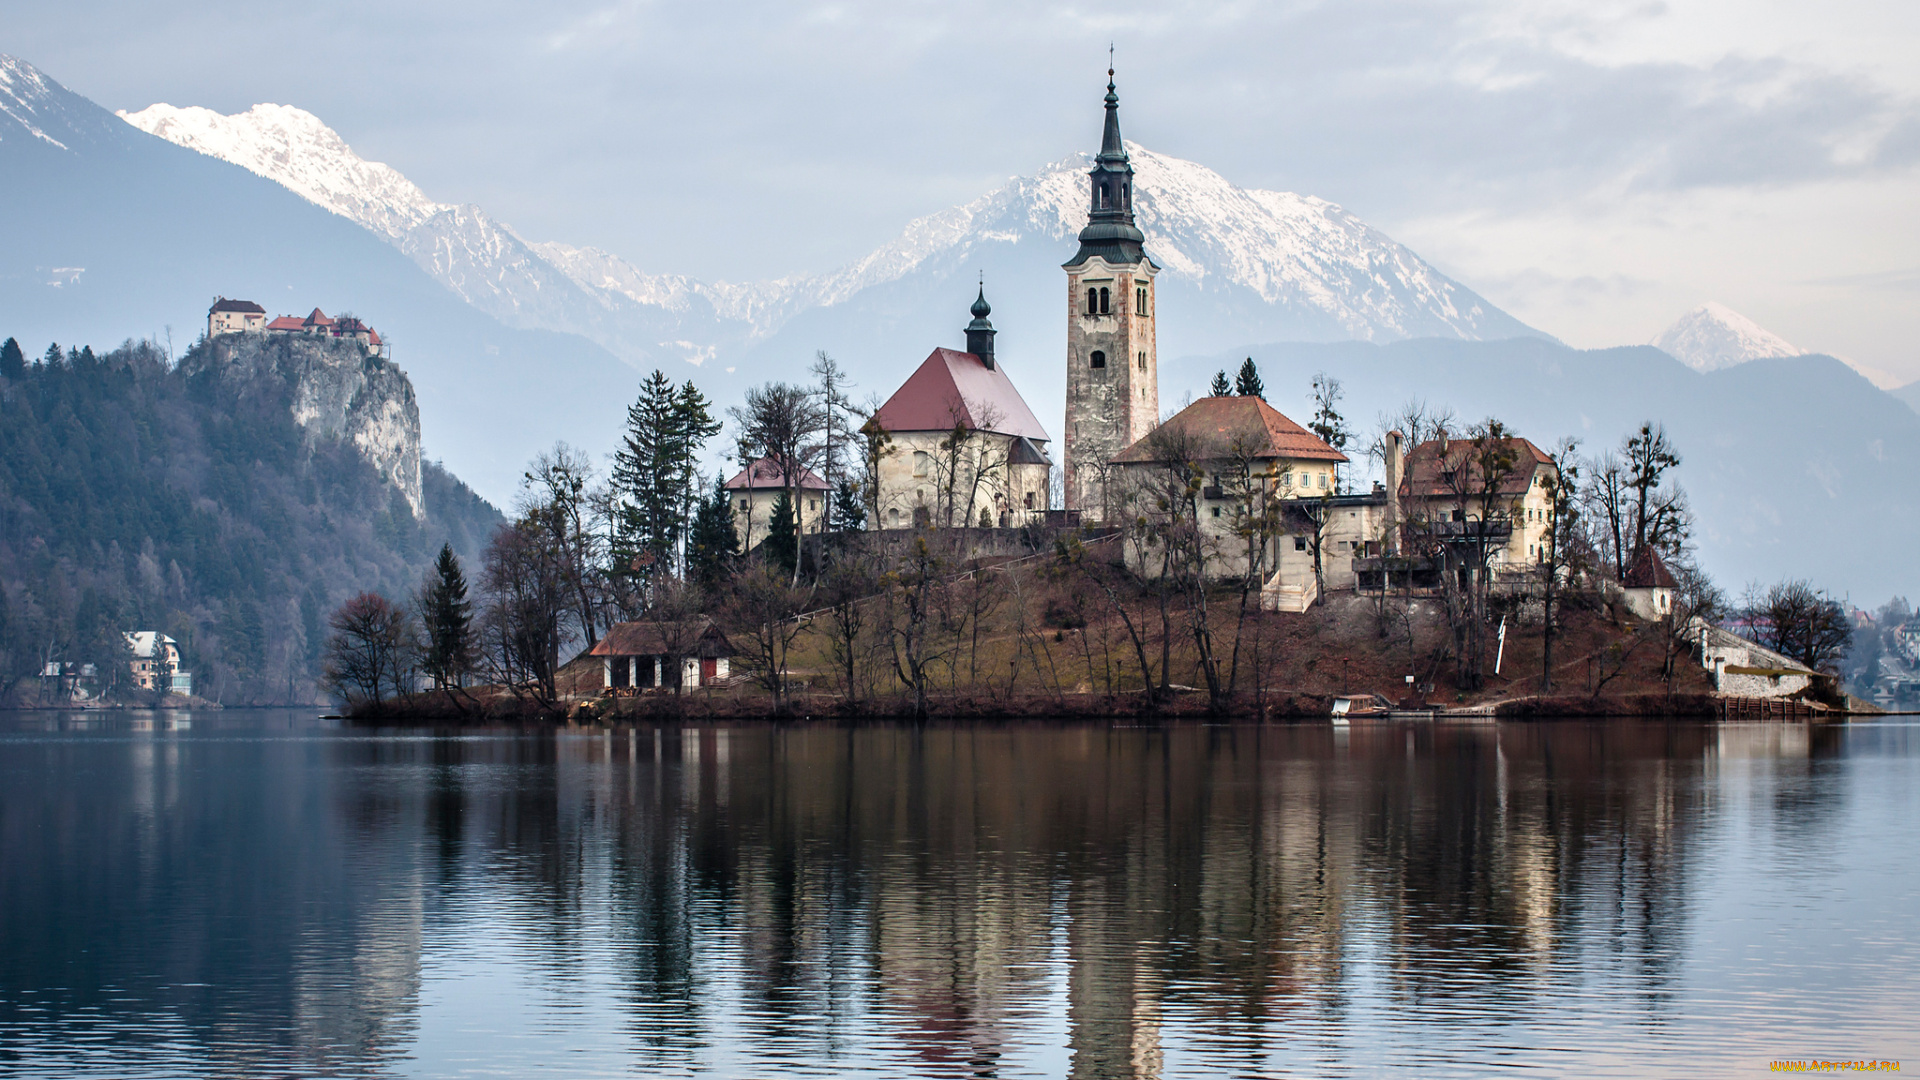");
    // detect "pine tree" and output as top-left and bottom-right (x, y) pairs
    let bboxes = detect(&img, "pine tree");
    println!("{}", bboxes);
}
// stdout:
(1209, 370), (1231, 396)
(419, 543), (474, 690)
(1234, 358), (1264, 399)
(832, 478), (866, 531)
(687, 479), (740, 589)
(0, 338), (23, 380)
(611, 371), (721, 581)
(765, 491), (799, 575)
